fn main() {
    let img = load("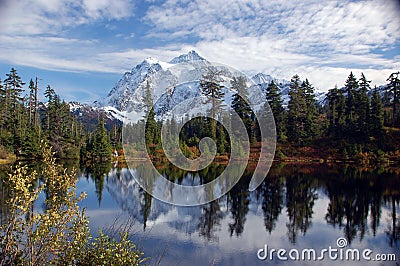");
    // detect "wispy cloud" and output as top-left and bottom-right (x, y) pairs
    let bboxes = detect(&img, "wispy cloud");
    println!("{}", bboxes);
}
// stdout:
(0, 0), (135, 35)
(0, 0), (398, 96)
(0, 0), (137, 73)
(143, 0), (400, 89)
